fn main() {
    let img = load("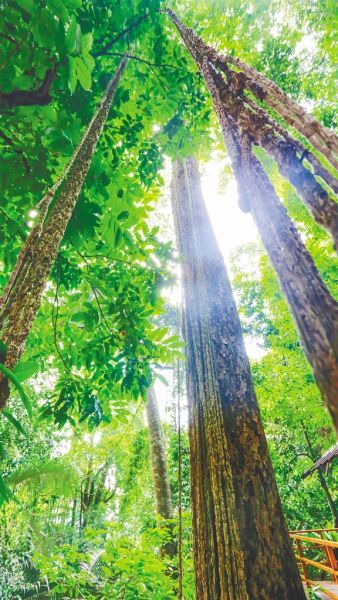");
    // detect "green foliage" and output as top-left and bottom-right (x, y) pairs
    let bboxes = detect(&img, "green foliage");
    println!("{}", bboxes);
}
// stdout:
(0, 363), (32, 418)
(0, 0), (337, 597)
(34, 524), (176, 599)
